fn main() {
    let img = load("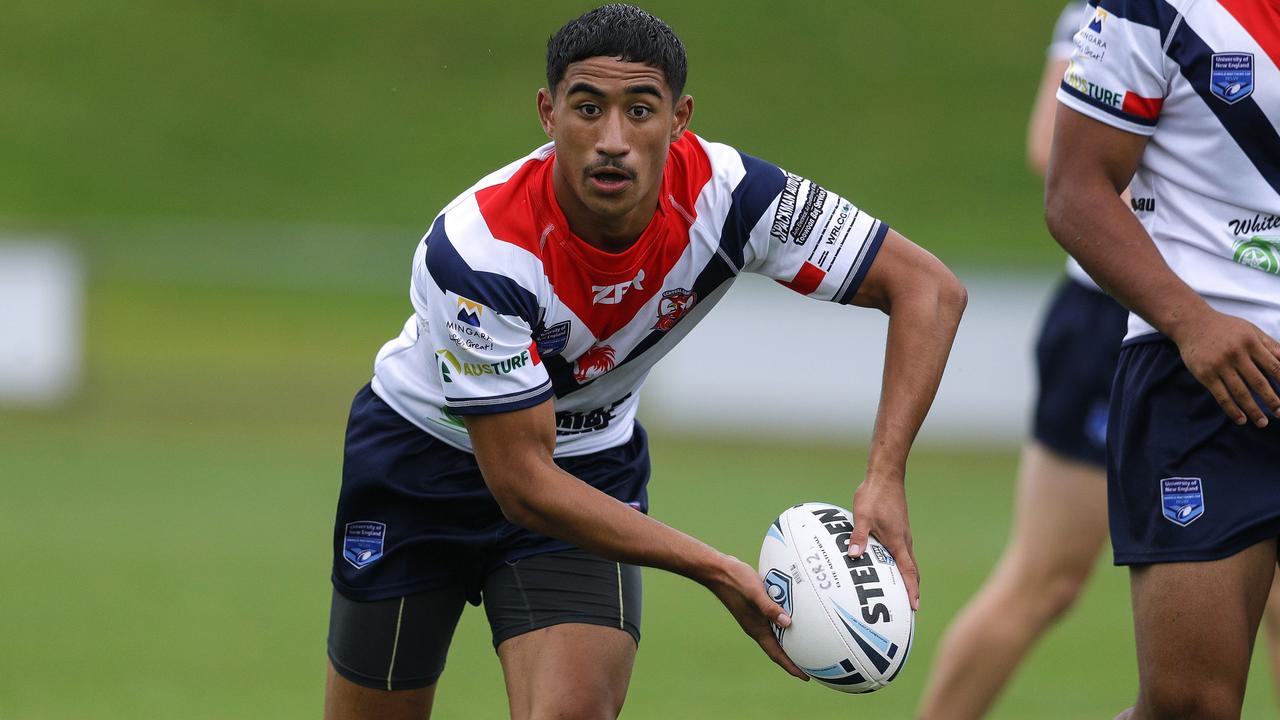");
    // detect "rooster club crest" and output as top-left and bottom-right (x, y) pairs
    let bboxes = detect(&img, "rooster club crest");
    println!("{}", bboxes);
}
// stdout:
(574, 344), (616, 383)
(343, 521), (386, 569)
(1160, 477), (1205, 527)
(654, 288), (696, 331)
